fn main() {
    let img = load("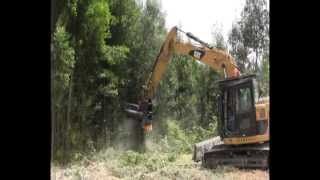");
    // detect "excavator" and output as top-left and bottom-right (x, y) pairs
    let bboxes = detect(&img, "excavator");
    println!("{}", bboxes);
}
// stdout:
(125, 26), (269, 169)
